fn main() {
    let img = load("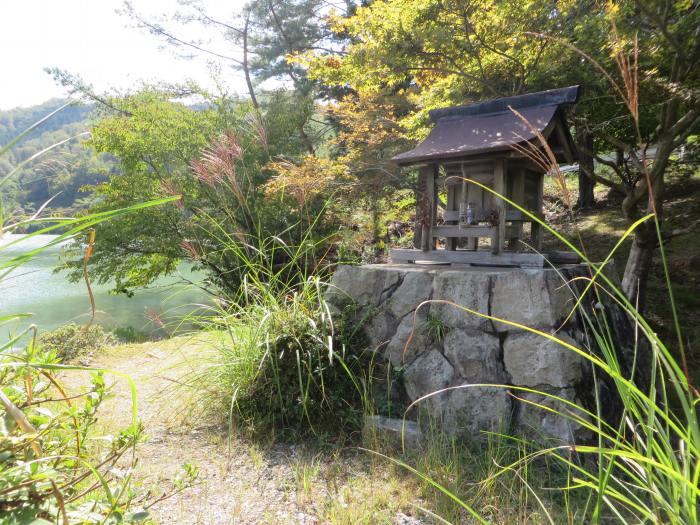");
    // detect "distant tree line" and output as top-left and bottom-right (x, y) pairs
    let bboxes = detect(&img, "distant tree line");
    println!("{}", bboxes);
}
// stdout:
(0, 100), (114, 223)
